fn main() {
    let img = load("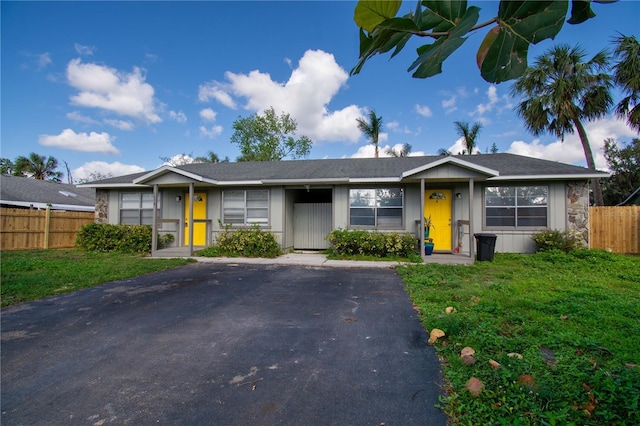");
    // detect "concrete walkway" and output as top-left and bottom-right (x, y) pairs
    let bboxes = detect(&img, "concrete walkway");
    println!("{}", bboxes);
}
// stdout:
(157, 249), (475, 267)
